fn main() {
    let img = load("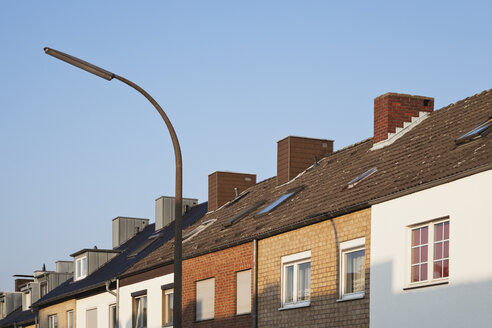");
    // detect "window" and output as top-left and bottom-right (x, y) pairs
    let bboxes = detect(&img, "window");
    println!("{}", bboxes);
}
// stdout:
(339, 238), (365, 301)
(75, 256), (88, 280)
(224, 200), (266, 227)
(162, 288), (173, 326)
(183, 219), (216, 242)
(236, 270), (252, 315)
(347, 168), (377, 189)
(410, 219), (450, 285)
(109, 304), (117, 328)
(40, 282), (48, 297)
(455, 116), (492, 145)
(67, 310), (74, 328)
(257, 186), (304, 216)
(281, 251), (311, 309)
(133, 294), (147, 328)
(48, 314), (58, 328)
(196, 278), (215, 321)
(86, 308), (97, 328)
